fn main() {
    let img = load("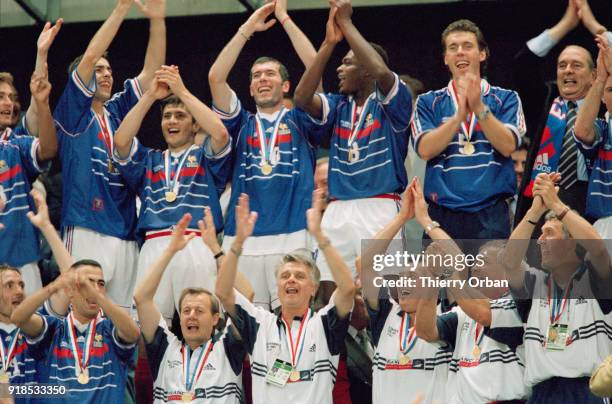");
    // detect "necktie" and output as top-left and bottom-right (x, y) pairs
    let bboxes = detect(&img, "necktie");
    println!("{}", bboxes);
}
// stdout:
(558, 101), (578, 190)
